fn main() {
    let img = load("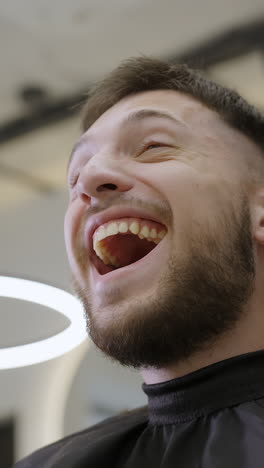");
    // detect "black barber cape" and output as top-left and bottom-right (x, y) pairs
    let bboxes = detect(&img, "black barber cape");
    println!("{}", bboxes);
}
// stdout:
(14, 349), (264, 468)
